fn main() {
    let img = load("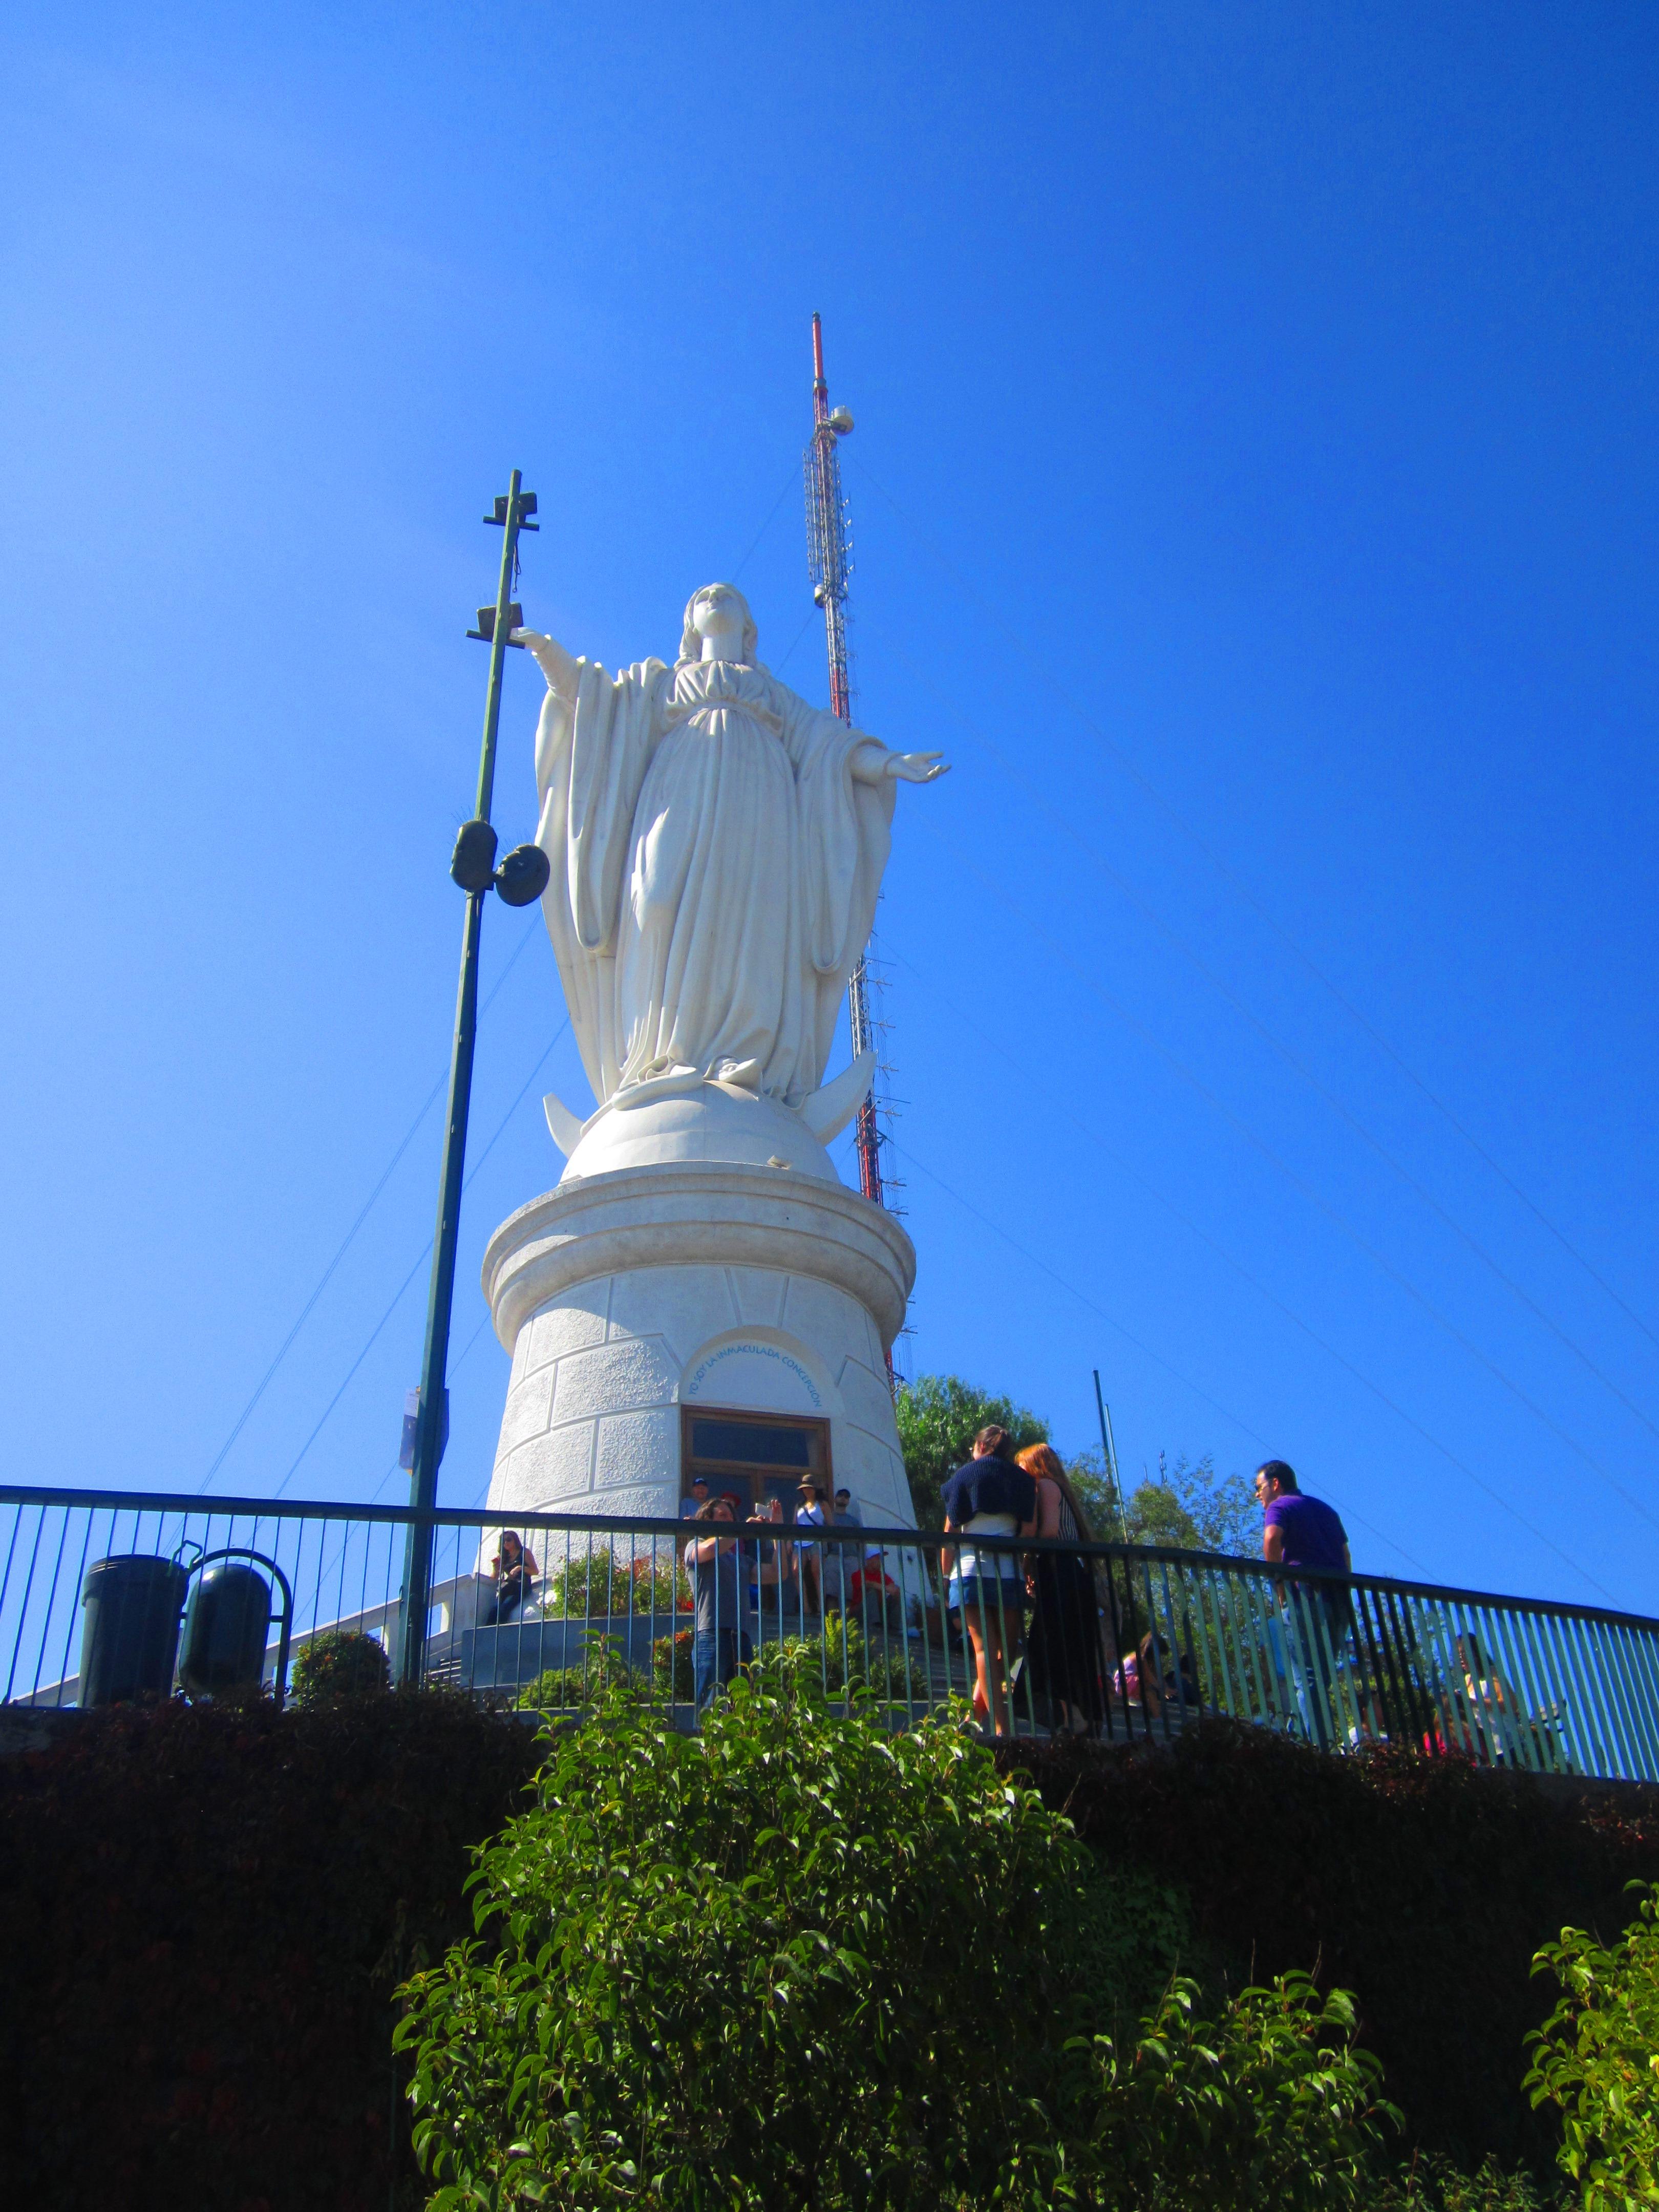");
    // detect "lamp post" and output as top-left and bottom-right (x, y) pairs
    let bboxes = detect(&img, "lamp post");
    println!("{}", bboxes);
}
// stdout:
(1094, 1368), (1133, 1548)
(396, 470), (550, 1687)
